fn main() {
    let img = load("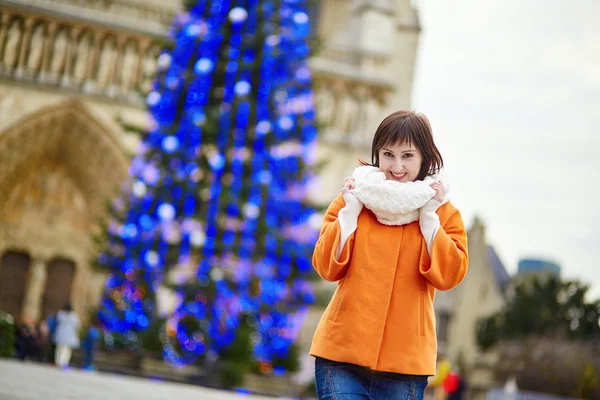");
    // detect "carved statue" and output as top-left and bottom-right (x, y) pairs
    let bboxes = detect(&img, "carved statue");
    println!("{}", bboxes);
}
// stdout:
(120, 42), (138, 91)
(27, 25), (45, 74)
(335, 83), (358, 138)
(96, 38), (117, 88)
(315, 86), (334, 123)
(313, 84), (338, 140)
(50, 30), (68, 77)
(362, 91), (381, 140)
(350, 86), (369, 137)
(3, 22), (22, 70)
(140, 47), (158, 93)
(73, 33), (91, 83)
